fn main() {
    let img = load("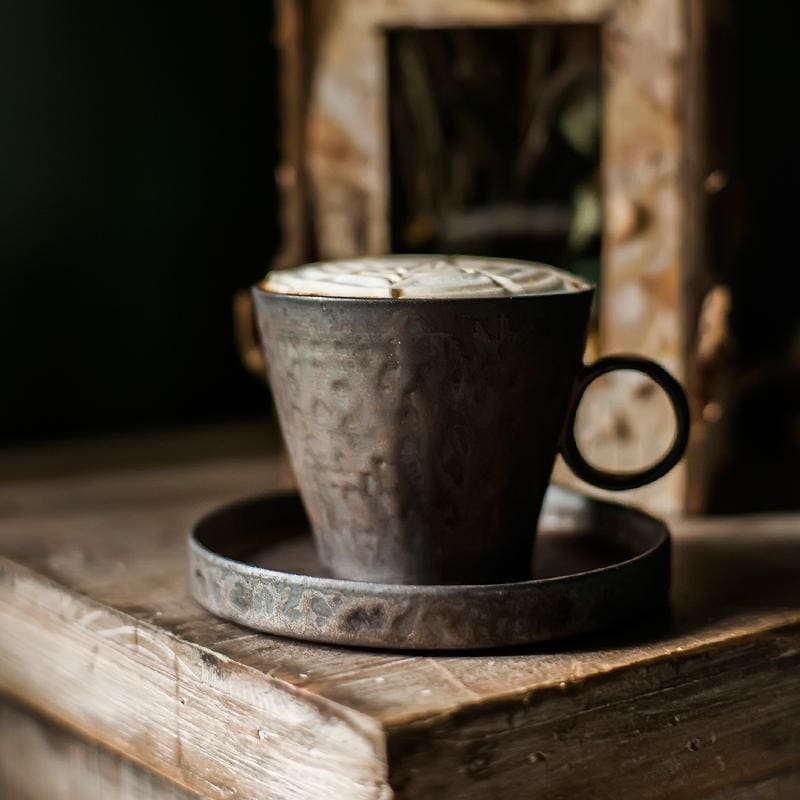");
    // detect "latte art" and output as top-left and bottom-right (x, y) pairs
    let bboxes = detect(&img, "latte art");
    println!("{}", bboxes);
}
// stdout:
(261, 256), (587, 299)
